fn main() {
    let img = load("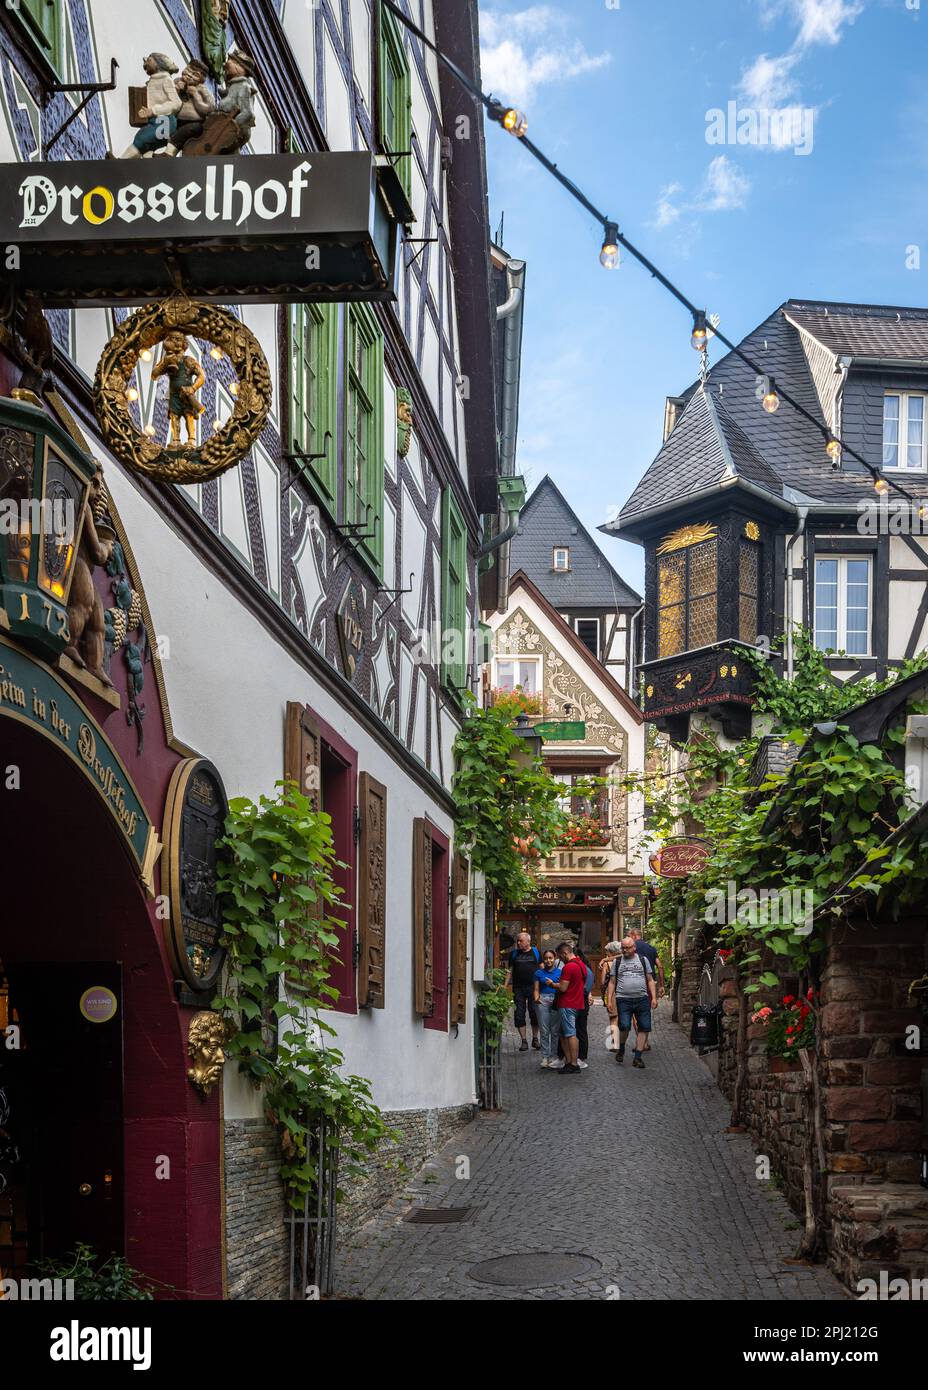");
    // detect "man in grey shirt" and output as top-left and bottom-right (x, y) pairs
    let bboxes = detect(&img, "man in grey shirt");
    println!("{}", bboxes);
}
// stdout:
(607, 936), (657, 1069)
